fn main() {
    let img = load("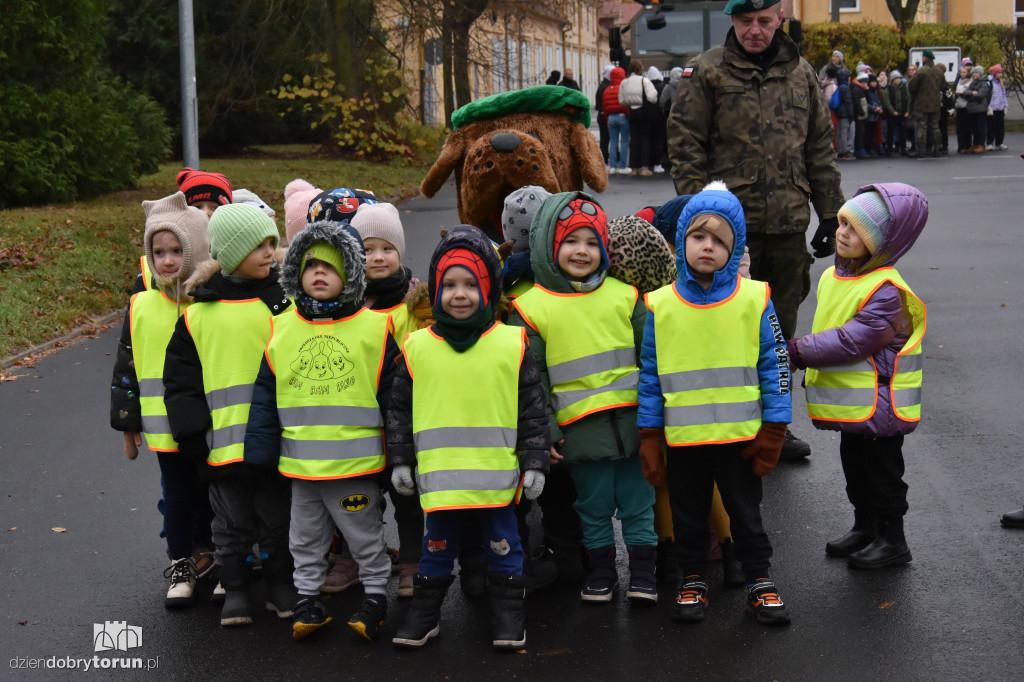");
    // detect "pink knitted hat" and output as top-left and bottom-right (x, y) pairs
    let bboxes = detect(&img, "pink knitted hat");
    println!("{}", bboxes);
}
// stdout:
(284, 178), (323, 244)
